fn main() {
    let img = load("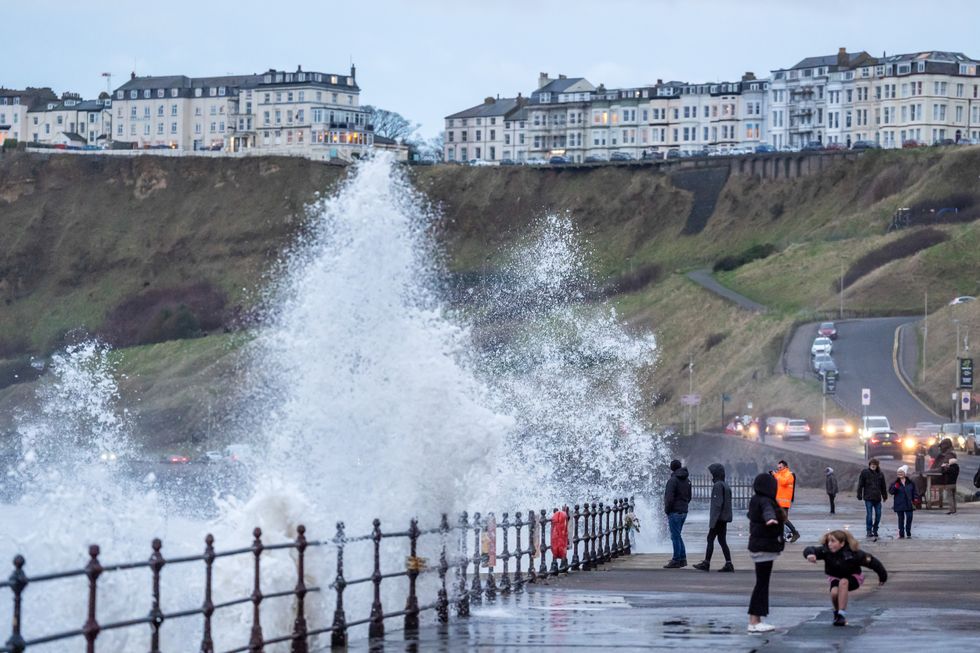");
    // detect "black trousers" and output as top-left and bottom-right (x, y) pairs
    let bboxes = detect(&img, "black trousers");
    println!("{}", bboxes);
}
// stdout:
(749, 559), (774, 617)
(705, 522), (732, 563)
(829, 494), (836, 513)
